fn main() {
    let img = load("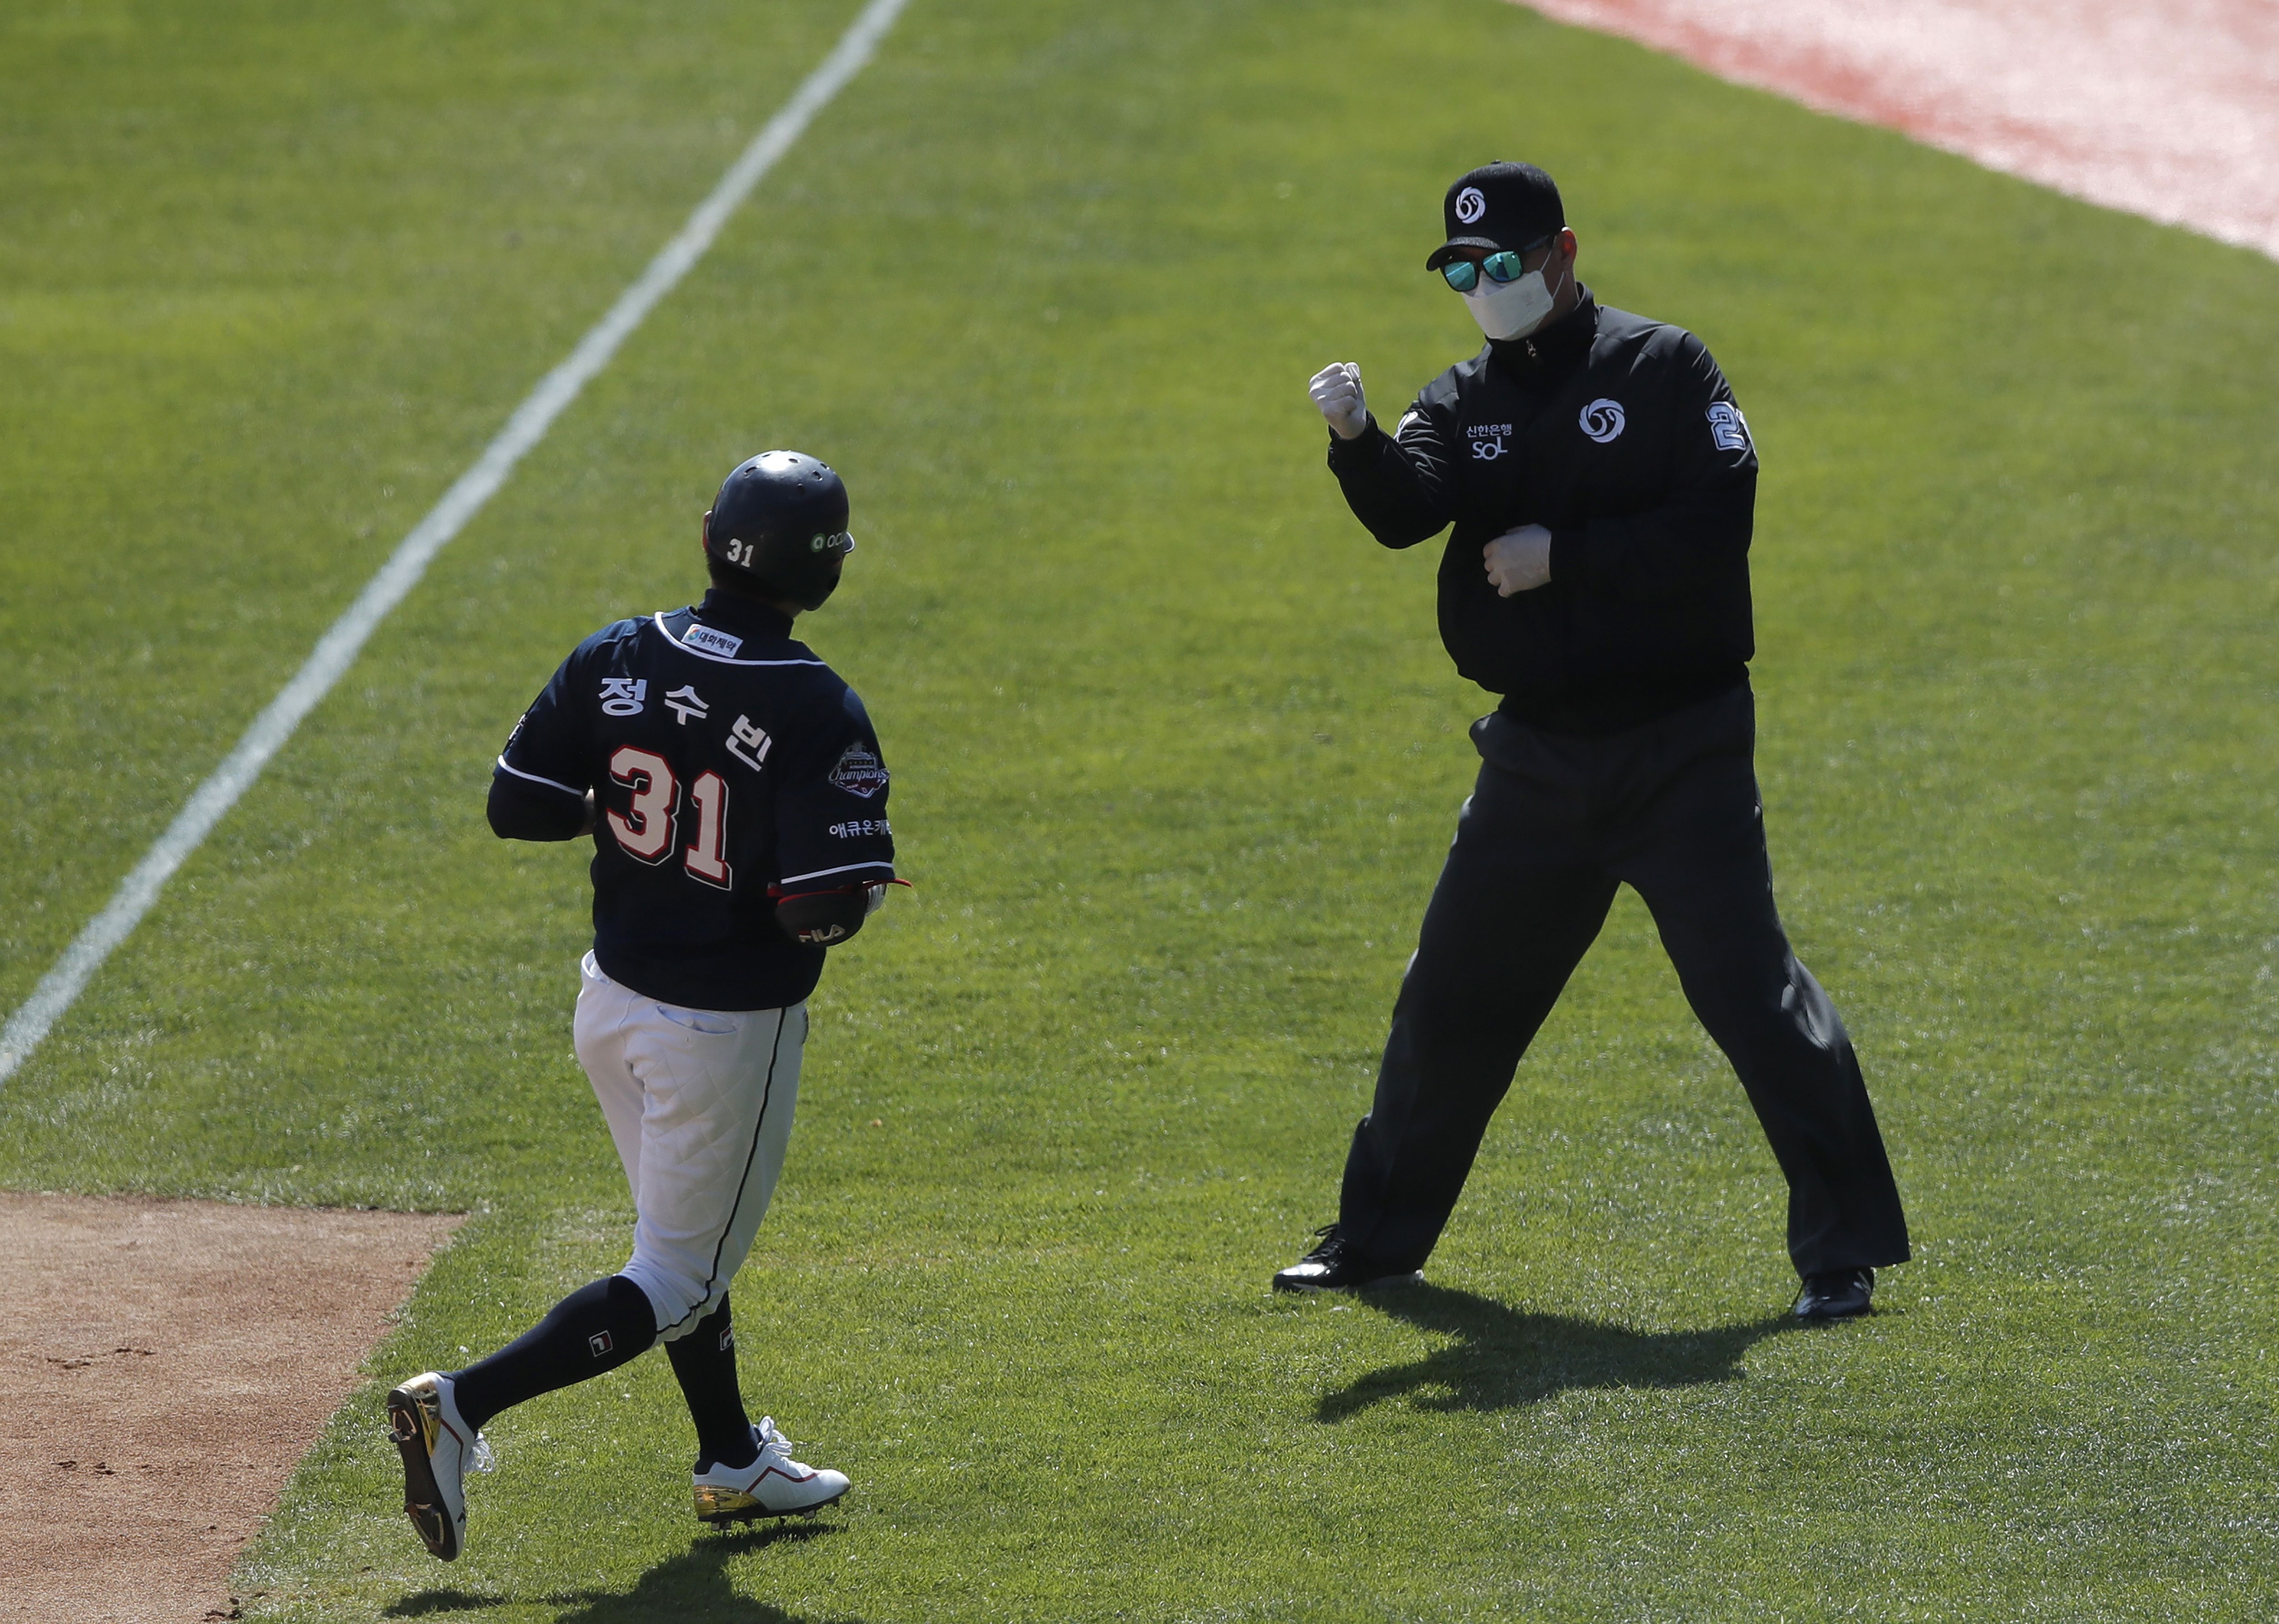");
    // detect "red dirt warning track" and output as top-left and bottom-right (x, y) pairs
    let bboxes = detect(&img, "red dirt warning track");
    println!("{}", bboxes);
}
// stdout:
(0, 1195), (459, 1624)
(1522, 0), (2279, 262)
